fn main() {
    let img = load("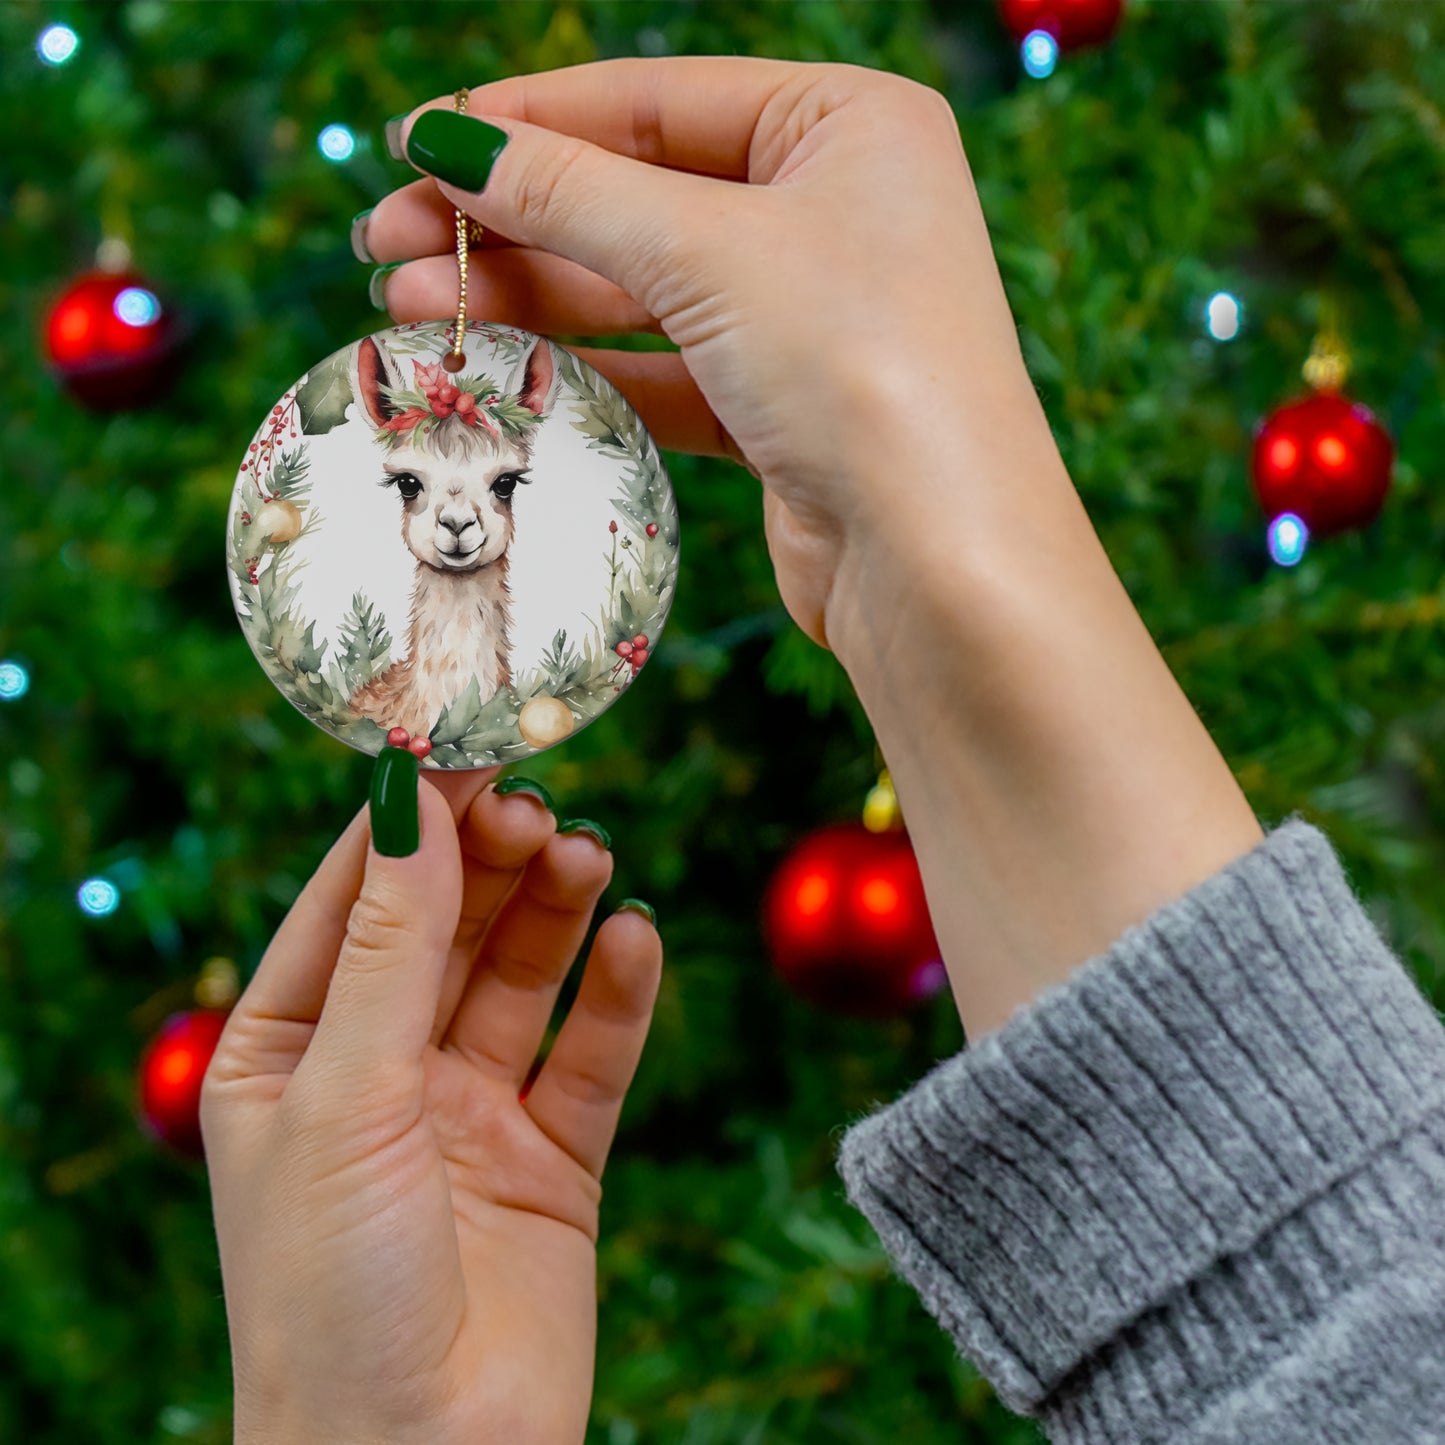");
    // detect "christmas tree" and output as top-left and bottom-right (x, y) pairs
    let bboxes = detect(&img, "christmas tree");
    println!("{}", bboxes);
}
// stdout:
(2, 3), (1443, 1442)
